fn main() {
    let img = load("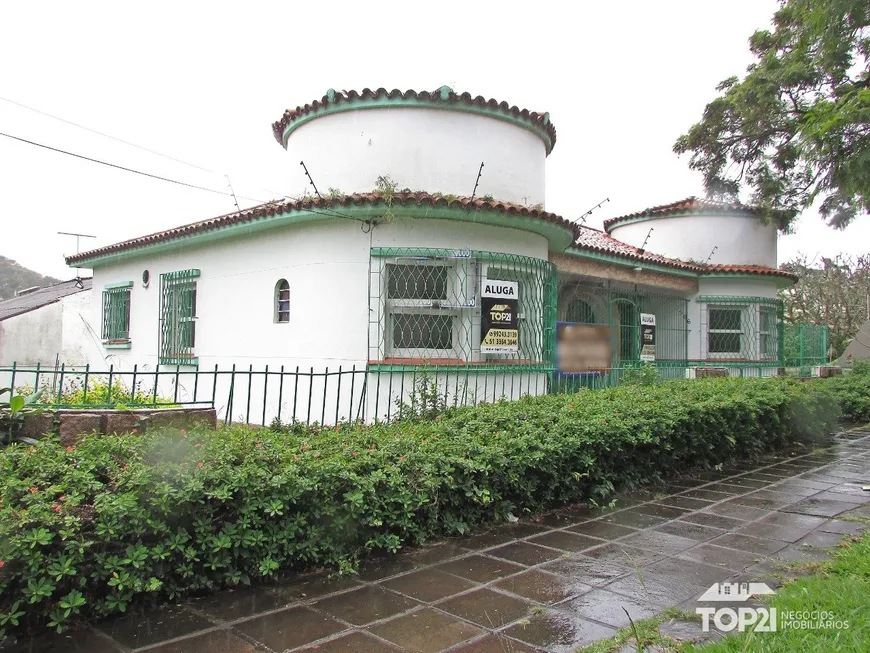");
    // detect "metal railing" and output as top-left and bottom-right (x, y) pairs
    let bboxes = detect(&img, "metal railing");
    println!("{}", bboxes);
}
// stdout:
(1, 360), (790, 428)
